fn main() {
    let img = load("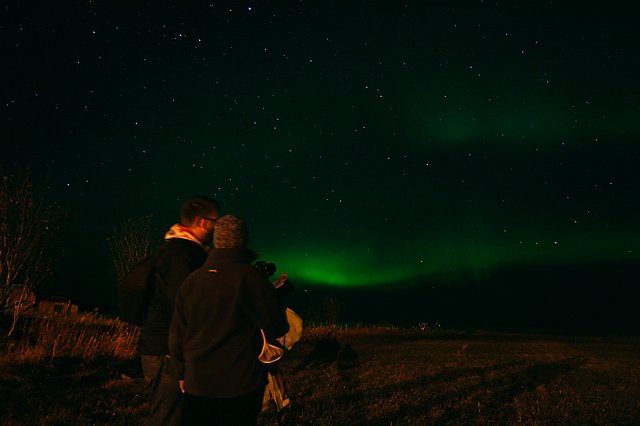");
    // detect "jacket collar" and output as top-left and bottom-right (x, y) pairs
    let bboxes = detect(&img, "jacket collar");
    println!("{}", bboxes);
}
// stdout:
(164, 223), (205, 248)
(207, 247), (257, 264)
